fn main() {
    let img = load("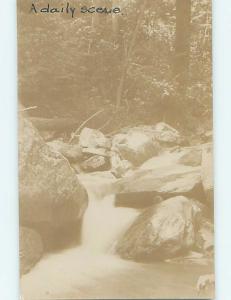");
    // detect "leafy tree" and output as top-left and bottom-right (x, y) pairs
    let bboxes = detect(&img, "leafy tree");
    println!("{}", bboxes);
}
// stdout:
(18, 0), (212, 134)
